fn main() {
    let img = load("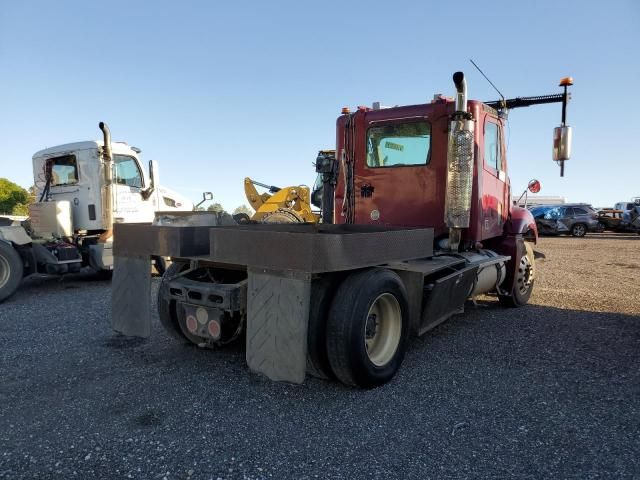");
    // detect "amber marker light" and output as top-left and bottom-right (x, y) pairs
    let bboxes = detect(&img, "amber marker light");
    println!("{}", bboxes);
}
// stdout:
(559, 77), (574, 86)
(341, 107), (351, 114)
